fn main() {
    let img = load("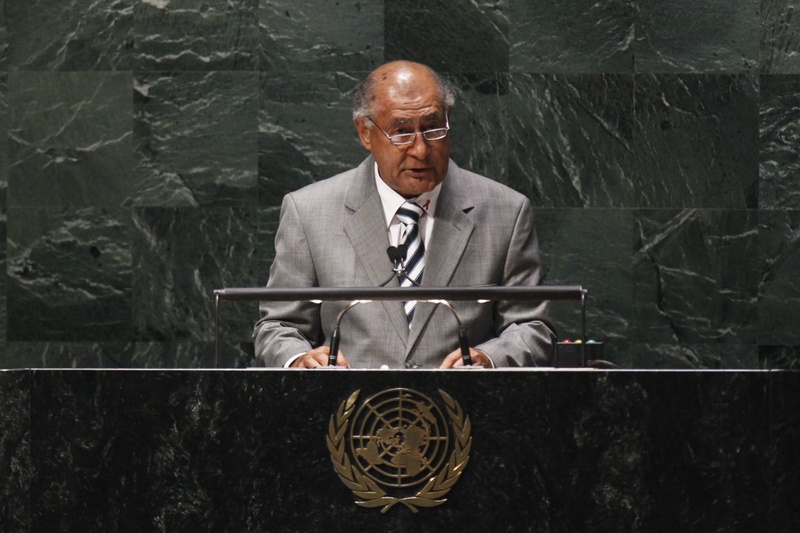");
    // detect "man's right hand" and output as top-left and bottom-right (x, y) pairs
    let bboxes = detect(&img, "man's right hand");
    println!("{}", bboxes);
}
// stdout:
(289, 346), (350, 368)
